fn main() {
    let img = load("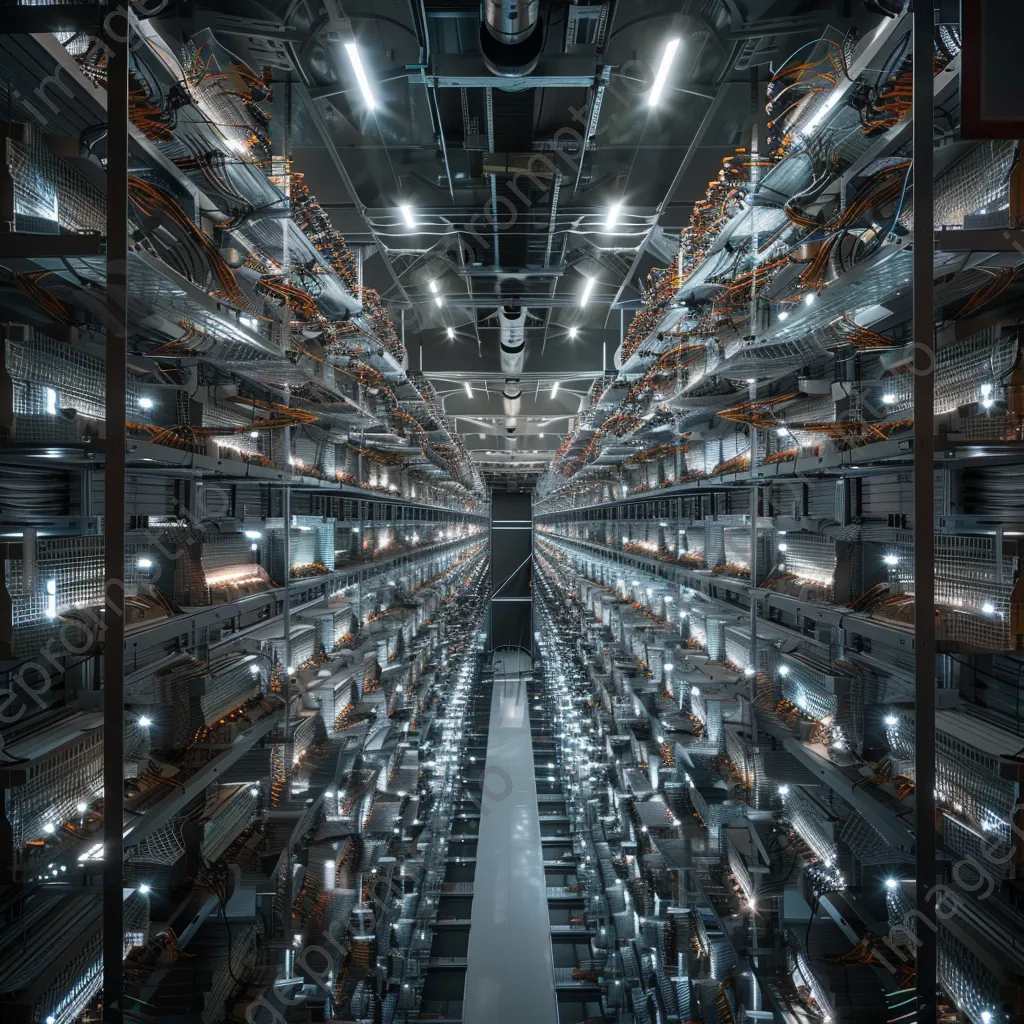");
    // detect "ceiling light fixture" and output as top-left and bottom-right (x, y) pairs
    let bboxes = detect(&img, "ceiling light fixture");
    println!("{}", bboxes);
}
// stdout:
(778, 311), (789, 322)
(569, 326), (578, 339)
(648, 38), (681, 107)
(605, 201), (622, 229)
(464, 382), (473, 398)
(344, 42), (377, 110)
(579, 276), (596, 307)
(399, 203), (416, 228)
(447, 327), (455, 339)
